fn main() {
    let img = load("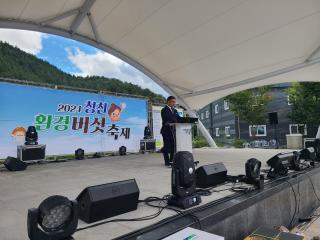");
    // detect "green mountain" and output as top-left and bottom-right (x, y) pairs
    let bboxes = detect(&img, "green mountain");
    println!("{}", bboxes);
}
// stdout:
(0, 41), (165, 103)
